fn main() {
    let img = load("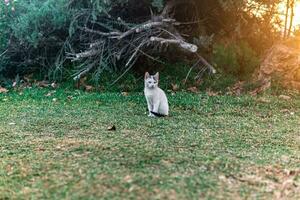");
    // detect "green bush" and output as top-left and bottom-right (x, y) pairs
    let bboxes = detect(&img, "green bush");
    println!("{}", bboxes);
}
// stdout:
(1, 0), (269, 85)
(0, 0), (166, 82)
(212, 42), (260, 79)
(0, 0), (72, 80)
(11, 0), (70, 47)
(0, 1), (15, 81)
(0, 2), (10, 51)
